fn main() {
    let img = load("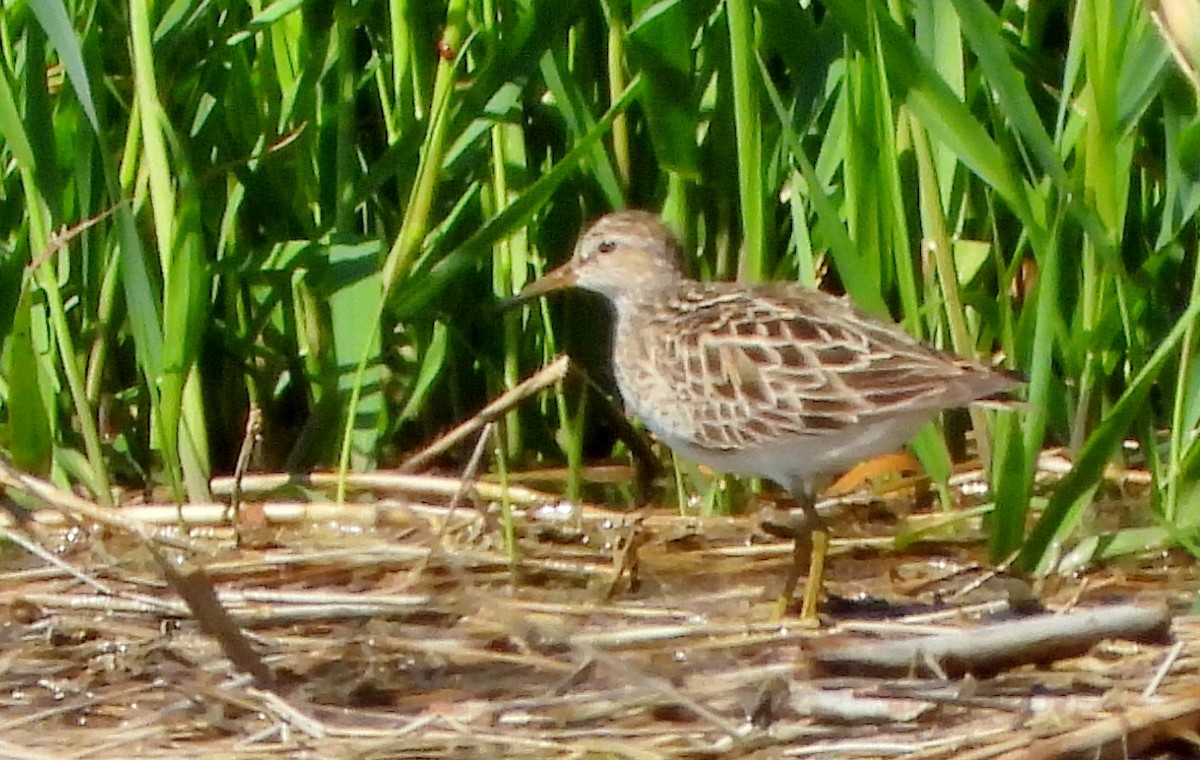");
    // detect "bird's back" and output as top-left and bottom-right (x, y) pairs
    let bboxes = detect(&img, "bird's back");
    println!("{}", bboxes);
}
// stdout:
(611, 280), (1019, 484)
